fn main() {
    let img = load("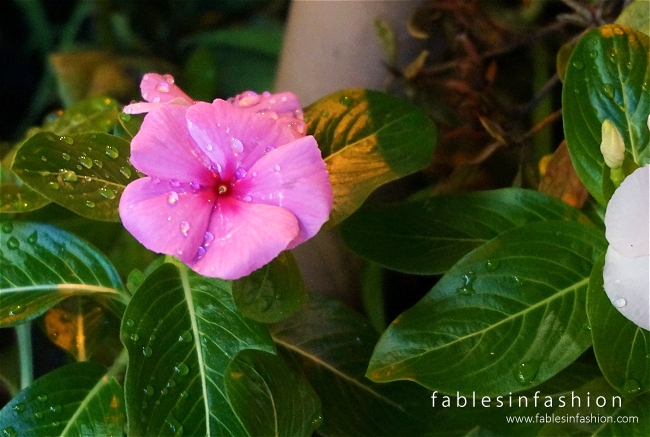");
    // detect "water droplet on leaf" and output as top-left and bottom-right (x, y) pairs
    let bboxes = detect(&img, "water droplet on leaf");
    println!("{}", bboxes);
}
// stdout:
(1, 222), (13, 234)
(37, 395), (48, 402)
(174, 362), (189, 376)
(105, 145), (119, 158)
(513, 360), (541, 385)
(486, 260), (499, 271)
(85, 201), (95, 208)
(339, 95), (354, 106)
(572, 60), (583, 70)
(7, 237), (20, 250)
(12, 403), (25, 413)
(179, 331), (193, 343)
(144, 385), (154, 396)
(125, 319), (135, 328)
(79, 155), (93, 169)
(143, 346), (153, 357)
(120, 167), (132, 179)
(99, 187), (116, 199)
(61, 170), (78, 182)
(623, 379), (641, 395)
